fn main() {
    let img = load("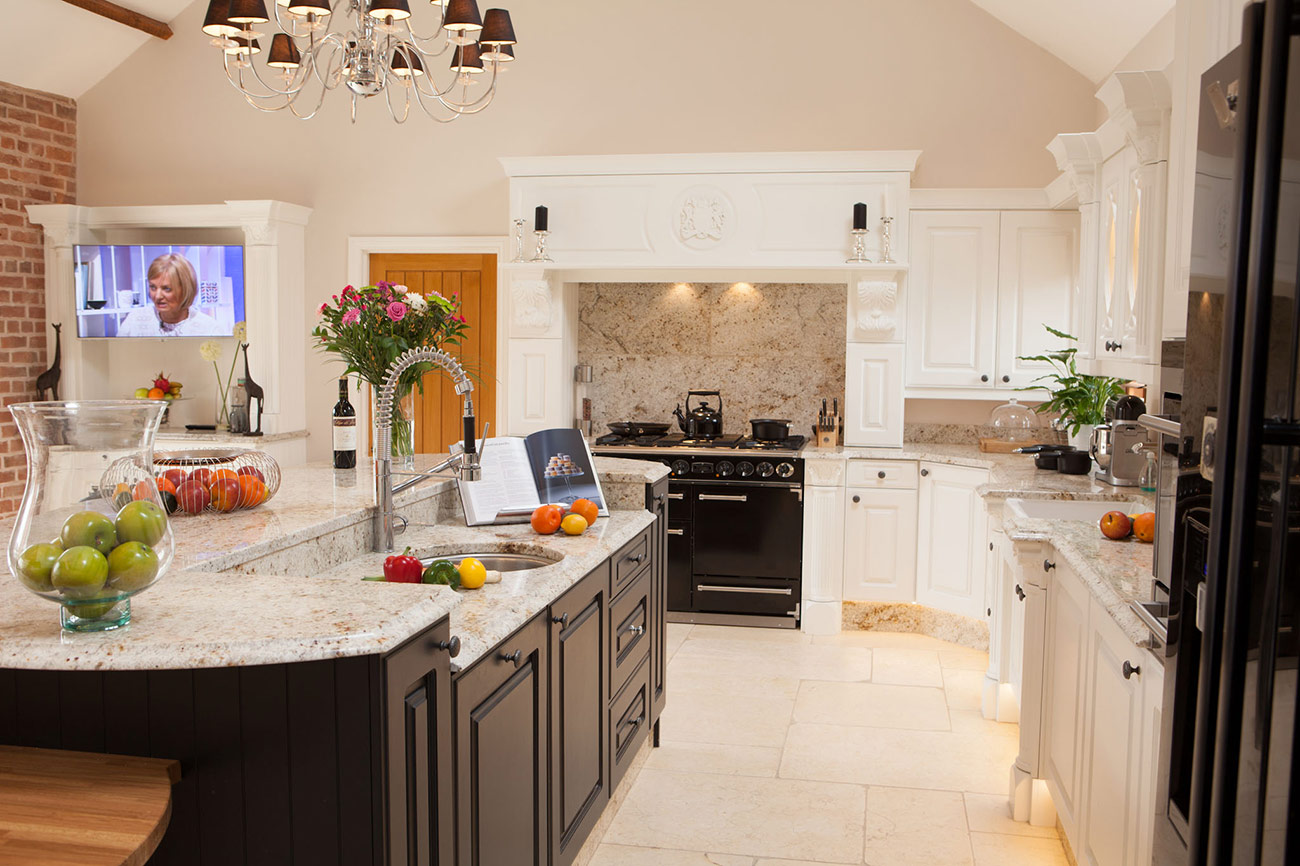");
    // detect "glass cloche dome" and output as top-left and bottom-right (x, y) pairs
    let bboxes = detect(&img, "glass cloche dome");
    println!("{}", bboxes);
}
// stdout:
(988, 398), (1037, 442)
